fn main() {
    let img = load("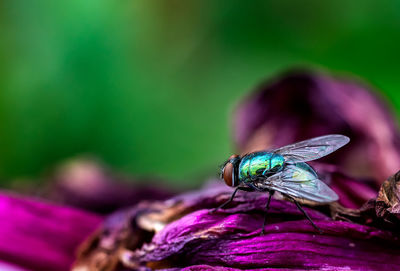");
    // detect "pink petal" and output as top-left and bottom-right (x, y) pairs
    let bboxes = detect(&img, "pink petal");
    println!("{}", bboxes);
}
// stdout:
(0, 192), (102, 271)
